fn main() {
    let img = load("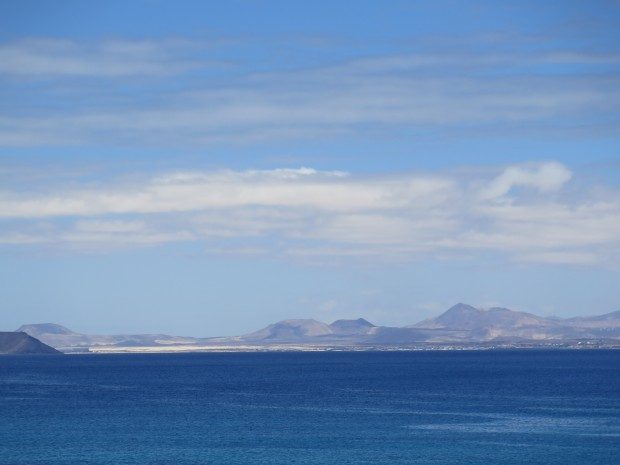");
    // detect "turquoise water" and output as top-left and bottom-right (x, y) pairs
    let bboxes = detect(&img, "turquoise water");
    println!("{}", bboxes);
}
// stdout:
(0, 350), (618, 464)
